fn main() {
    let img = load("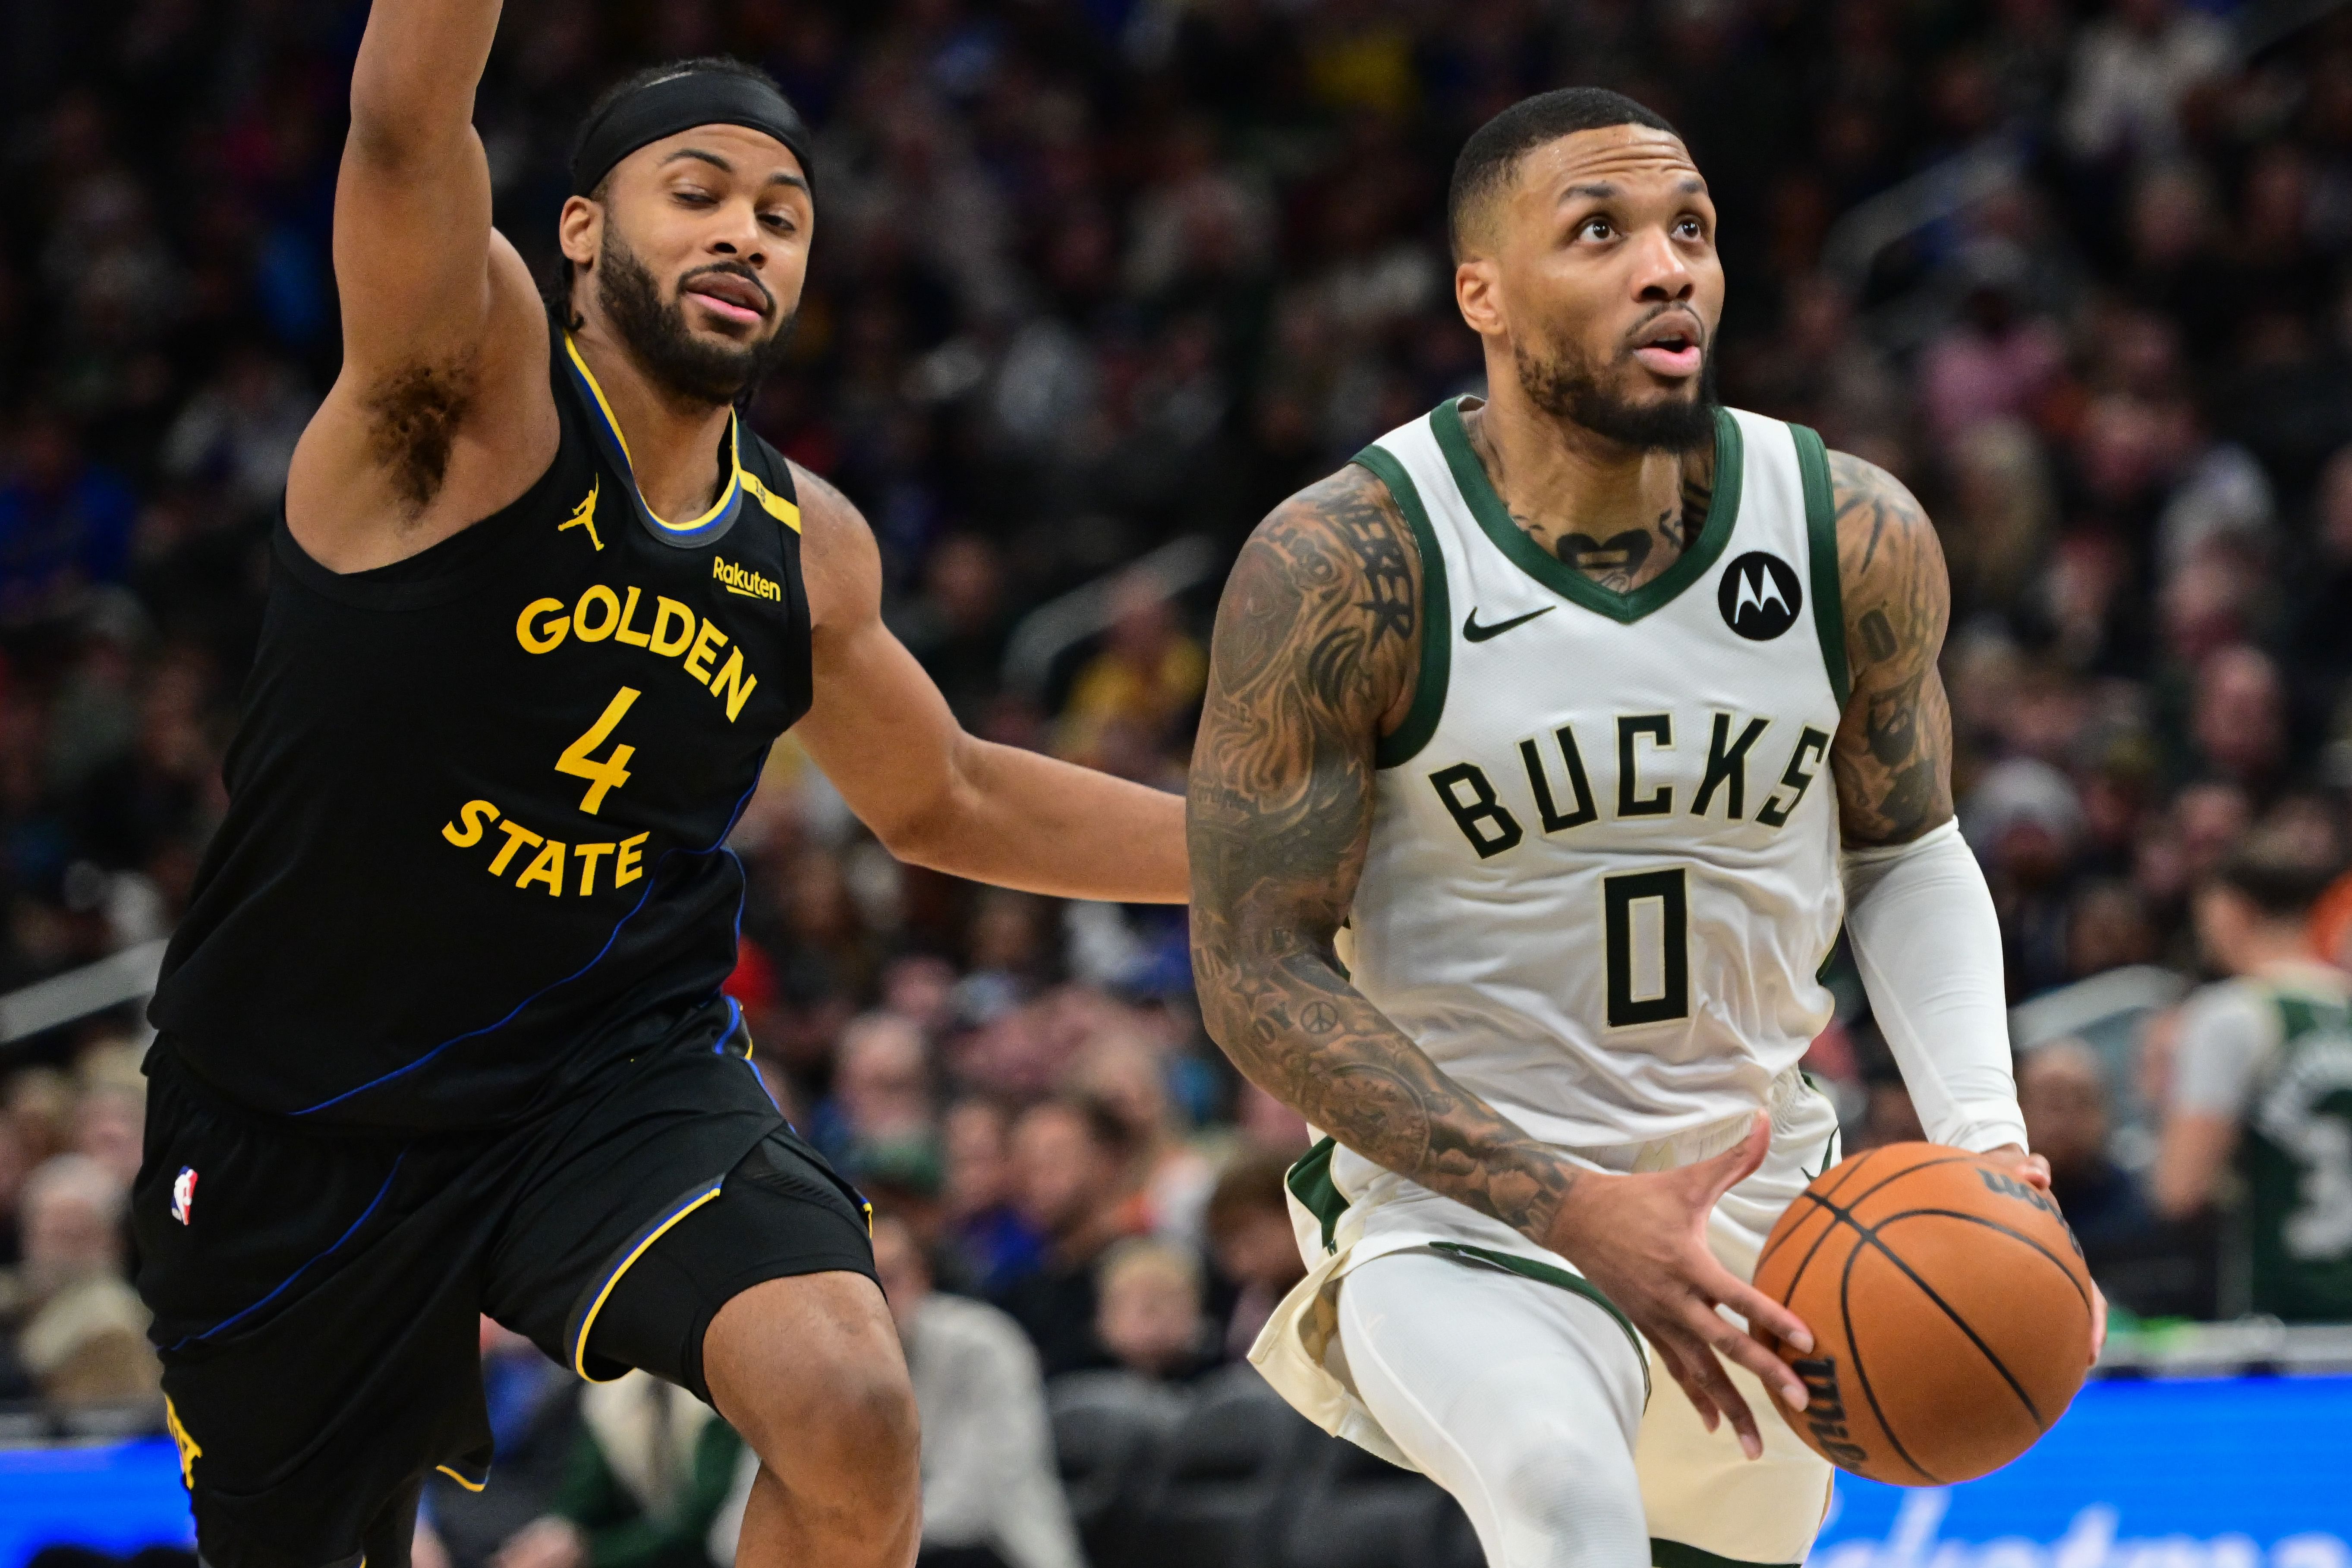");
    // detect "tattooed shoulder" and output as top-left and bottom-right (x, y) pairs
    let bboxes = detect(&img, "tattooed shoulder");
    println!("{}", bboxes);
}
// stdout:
(1215, 462), (1423, 726)
(1829, 451), (1946, 683)
(1827, 450), (1956, 846)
